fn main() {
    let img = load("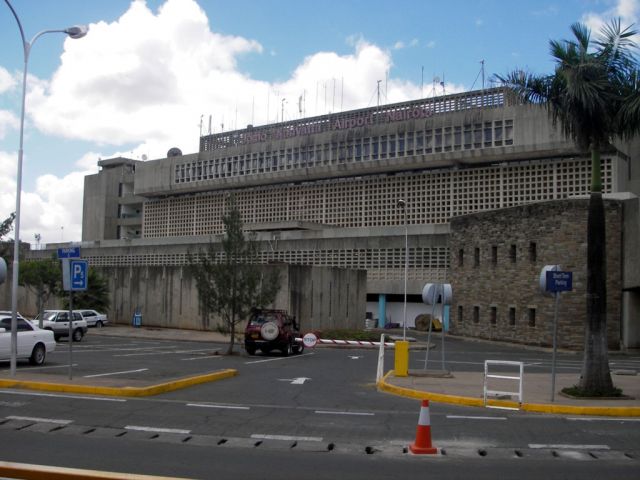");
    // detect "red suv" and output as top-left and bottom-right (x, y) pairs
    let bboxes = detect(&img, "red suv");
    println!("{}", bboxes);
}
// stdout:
(244, 309), (304, 356)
